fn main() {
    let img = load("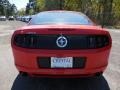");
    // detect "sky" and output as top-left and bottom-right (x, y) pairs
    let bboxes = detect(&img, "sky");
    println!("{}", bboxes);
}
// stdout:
(9, 0), (29, 10)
